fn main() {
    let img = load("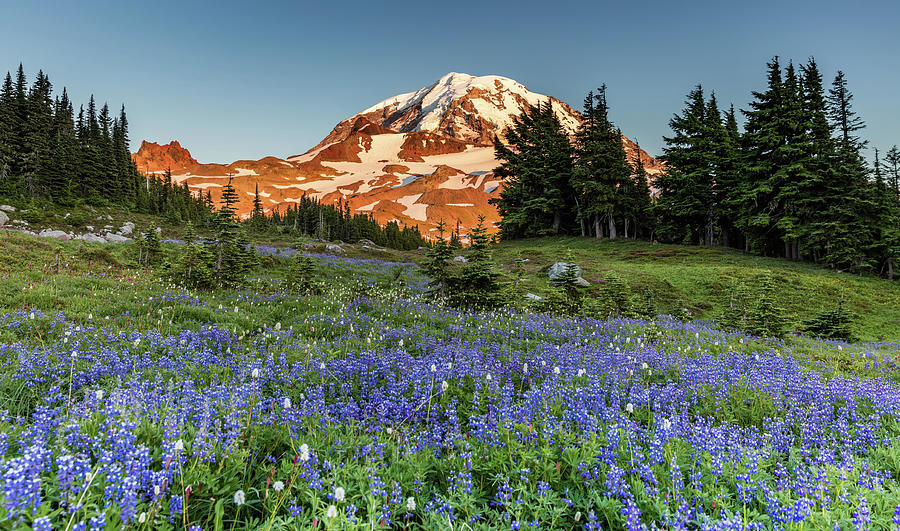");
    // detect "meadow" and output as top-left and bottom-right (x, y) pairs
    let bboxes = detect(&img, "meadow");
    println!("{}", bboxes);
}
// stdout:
(2, 231), (900, 529)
